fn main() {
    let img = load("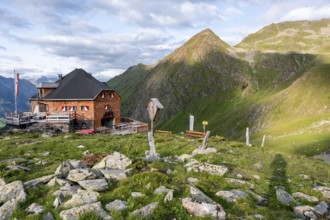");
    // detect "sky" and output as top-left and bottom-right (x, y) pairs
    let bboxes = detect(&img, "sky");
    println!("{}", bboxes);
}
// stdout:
(0, 0), (329, 83)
